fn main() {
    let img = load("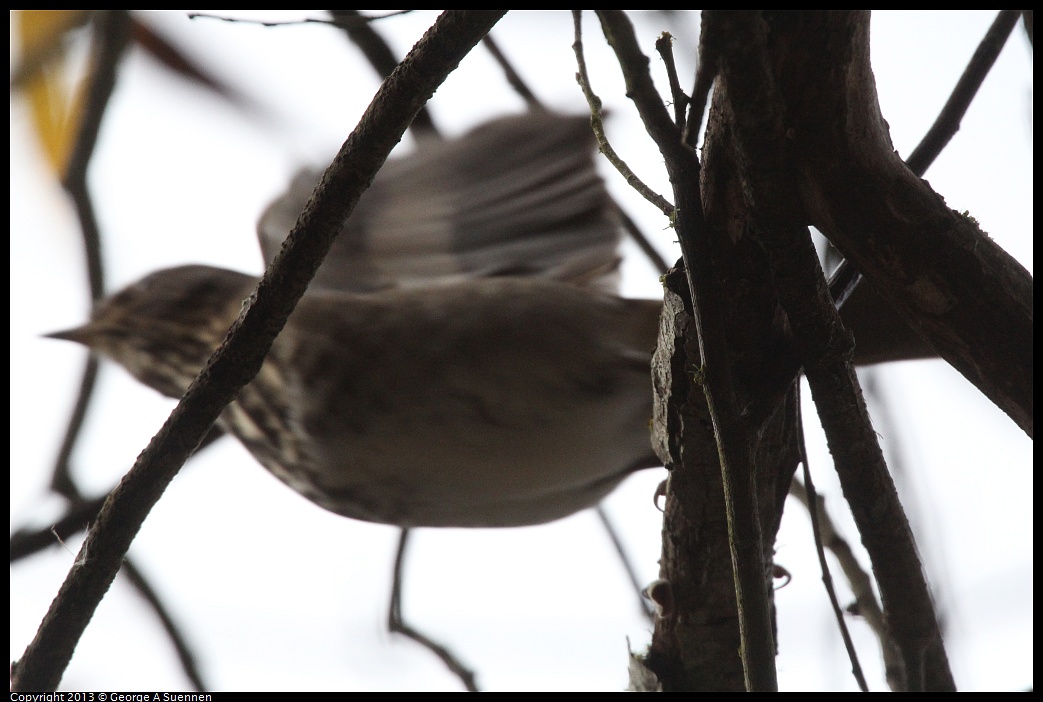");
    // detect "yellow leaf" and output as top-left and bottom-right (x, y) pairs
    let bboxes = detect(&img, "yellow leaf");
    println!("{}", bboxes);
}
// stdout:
(16, 10), (92, 176)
